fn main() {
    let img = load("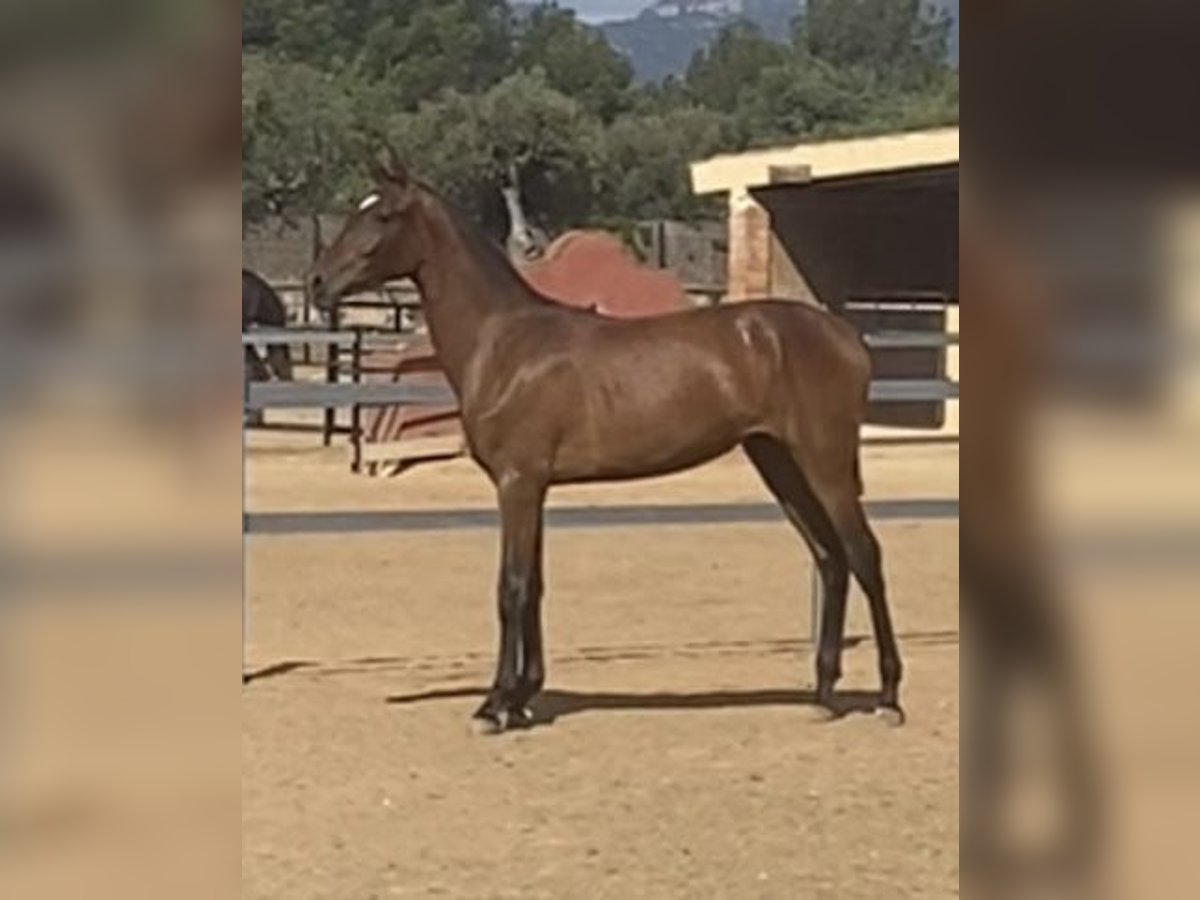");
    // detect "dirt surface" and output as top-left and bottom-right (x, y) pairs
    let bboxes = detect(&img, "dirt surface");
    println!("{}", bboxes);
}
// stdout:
(244, 433), (959, 899)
